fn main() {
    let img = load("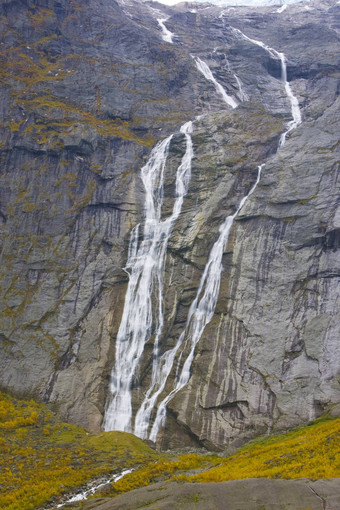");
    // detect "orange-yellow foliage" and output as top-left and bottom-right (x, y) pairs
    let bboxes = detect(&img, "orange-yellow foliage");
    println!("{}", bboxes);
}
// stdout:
(0, 392), (157, 510)
(186, 417), (340, 482)
(103, 417), (340, 497)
